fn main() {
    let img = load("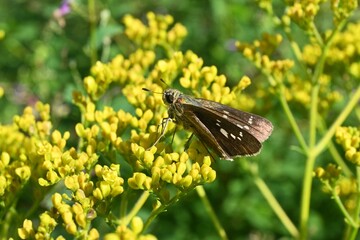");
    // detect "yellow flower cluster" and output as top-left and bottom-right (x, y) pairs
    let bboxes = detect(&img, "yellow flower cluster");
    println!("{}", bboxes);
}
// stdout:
(314, 163), (358, 210)
(284, 0), (357, 30)
(123, 12), (187, 51)
(285, 0), (324, 30)
(303, 22), (360, 79)
(0, 102), (52, 204)
(127, 151), (216, 198)
(20, 164), (124, 238)
(284, 73), (342, 111)
(314, 163), (341, 183)
(315, 126), (360, 211)
(18, 213), (57, 239)
(236, 33), (294, 86)
(336, 126), (360, 165)
(330, 0), (358, 26)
